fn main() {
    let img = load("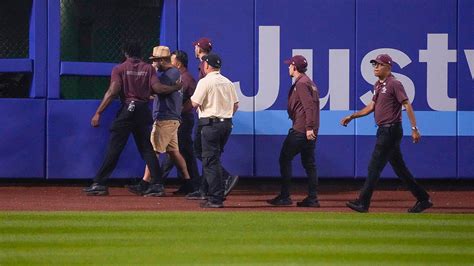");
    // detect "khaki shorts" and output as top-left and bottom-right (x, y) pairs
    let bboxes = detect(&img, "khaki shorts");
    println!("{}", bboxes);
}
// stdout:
(150, 120), (180, 153)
